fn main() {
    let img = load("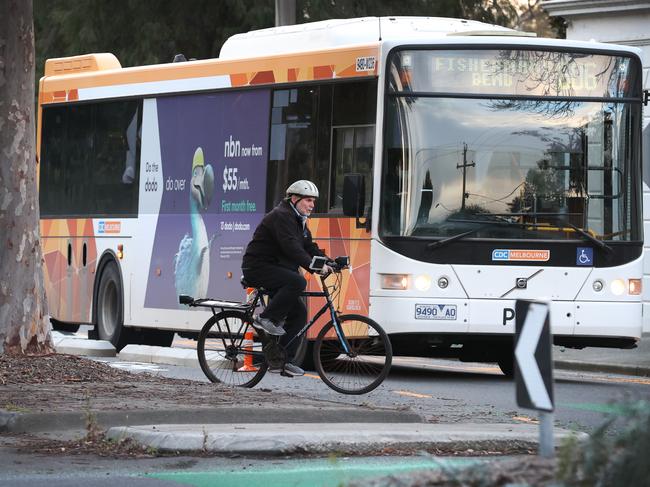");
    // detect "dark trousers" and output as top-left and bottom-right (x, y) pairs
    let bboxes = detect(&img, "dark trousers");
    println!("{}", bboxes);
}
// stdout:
(242, 264), (307, 361)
